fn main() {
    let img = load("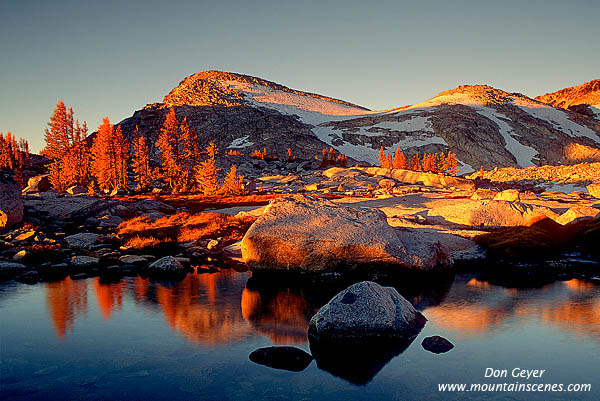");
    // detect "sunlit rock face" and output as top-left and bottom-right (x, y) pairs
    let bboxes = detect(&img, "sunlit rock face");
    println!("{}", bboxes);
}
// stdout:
(0, 172), (23, 230)
(242, 195), (452, 271)
(115, 71), (600, 172)
(536, 79), (600, 117)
